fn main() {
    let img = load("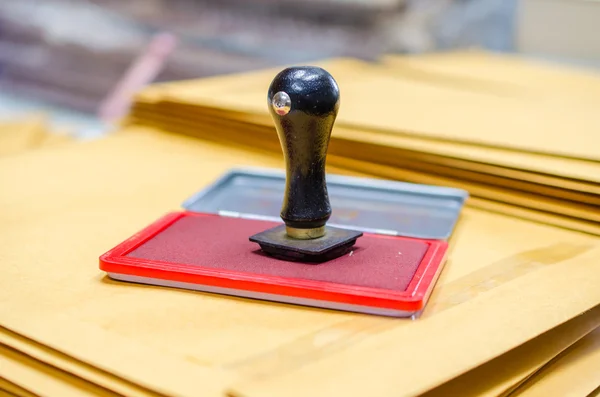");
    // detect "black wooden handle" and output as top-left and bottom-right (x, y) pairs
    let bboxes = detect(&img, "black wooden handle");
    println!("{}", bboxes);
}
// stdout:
(267, 66), (340, 230)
